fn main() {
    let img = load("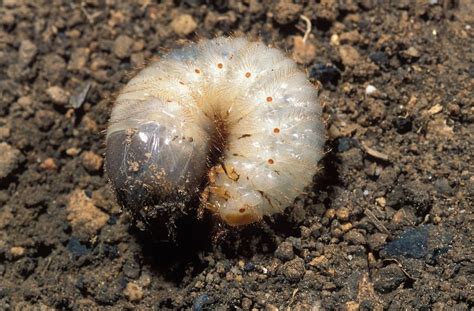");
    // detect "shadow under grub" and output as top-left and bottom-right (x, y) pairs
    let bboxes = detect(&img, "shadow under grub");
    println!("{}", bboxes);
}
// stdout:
(309, 142), (342, 212)
(132, 142), (340, 283)
(132, 205), (298, 283)
(134, 209), (281, 282)
(218, 222), (280, 258)
(132, 205), (214, 284)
